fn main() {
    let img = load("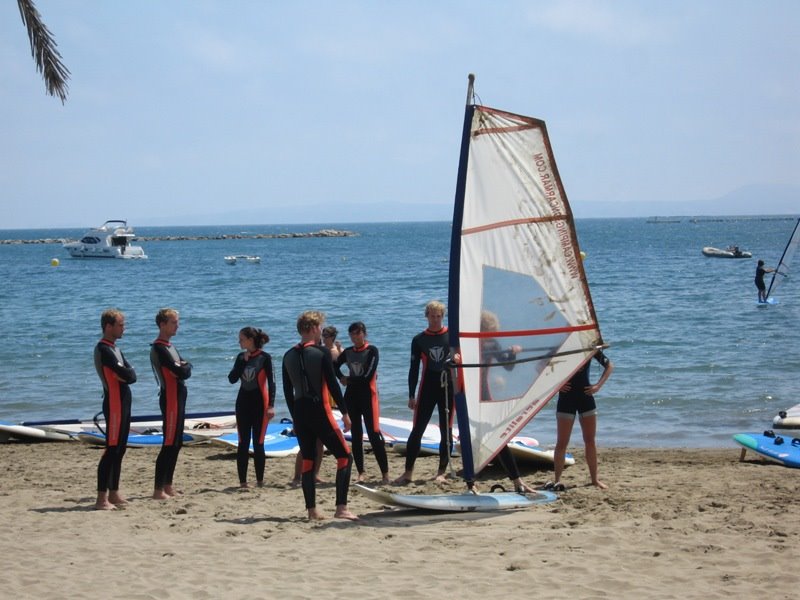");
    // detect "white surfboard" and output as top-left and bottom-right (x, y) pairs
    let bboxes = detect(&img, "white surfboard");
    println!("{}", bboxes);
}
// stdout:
(354, 483), (557, 512)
